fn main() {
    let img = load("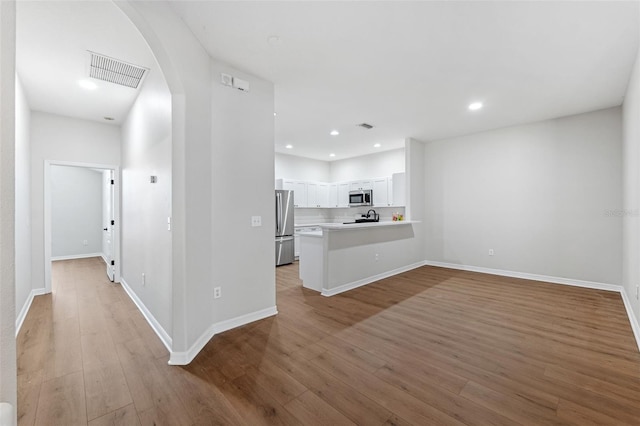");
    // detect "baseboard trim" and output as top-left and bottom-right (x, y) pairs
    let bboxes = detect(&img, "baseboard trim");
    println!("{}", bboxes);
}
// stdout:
(620, 287), (640, 352)
(51, 253), (103, 262)
(422, 260), (622, 293)
(321, 261), (426, 297)
(120, 278), (172, 353)
(168, 306), (278, 366)
(423, 260), (640, 351)
(15, 288), (47, 337)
